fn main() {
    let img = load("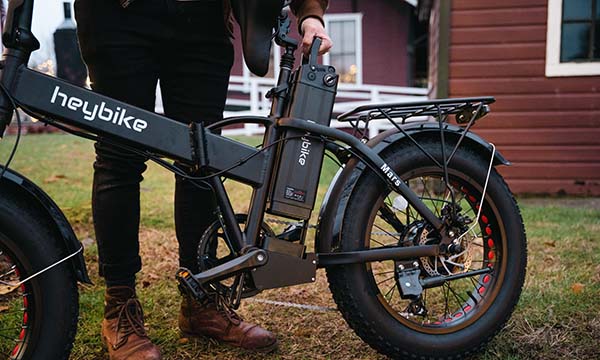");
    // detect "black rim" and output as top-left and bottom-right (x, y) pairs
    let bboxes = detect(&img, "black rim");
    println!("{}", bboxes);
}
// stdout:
(364, 168), (506, 334)
(0, 242), (32, 359)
